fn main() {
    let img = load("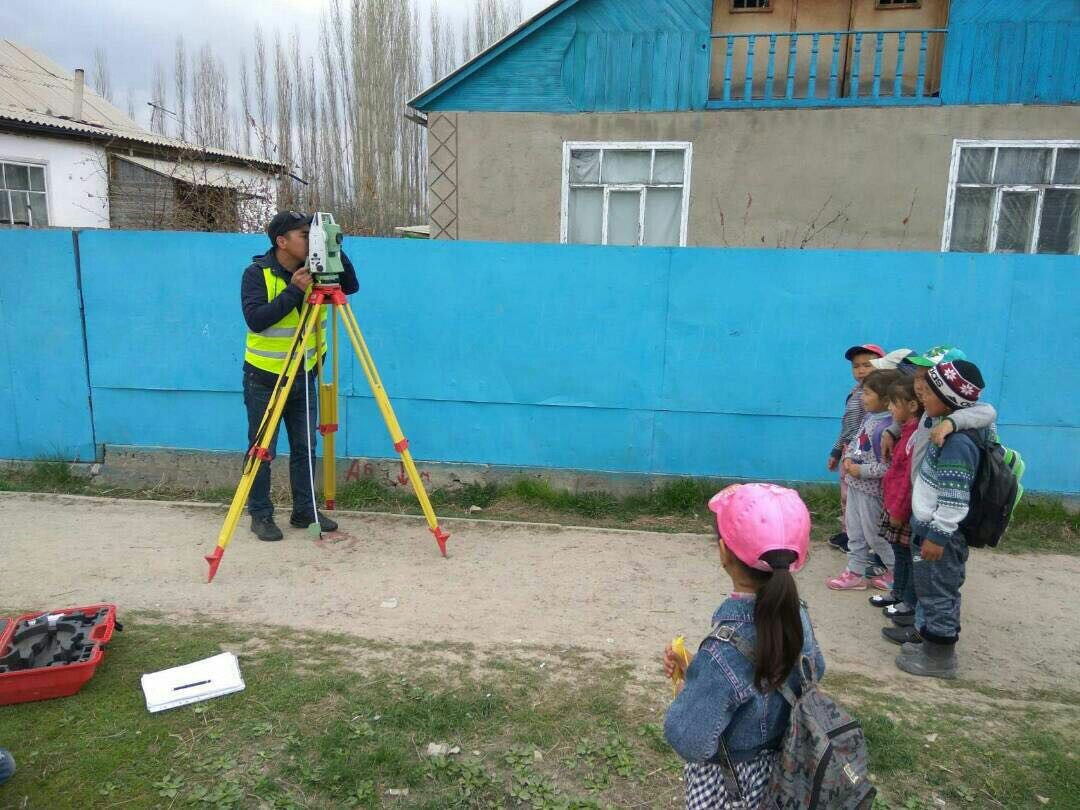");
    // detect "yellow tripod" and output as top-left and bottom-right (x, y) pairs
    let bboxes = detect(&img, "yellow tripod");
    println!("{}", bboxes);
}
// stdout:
(205, 284), (449, 582)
